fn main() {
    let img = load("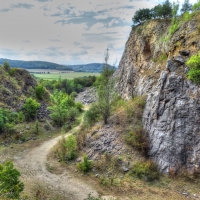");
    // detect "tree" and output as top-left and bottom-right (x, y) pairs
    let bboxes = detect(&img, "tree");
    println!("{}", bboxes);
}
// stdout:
(192, 0), (200, 11)
(162, 0), (173, 18)
(172, 1), (180, 20)
(22, 98), (40, 121)
(181, 0), (192, 13)
(48, 90), (75, 126)
(95, 49), (116, 124)
(0, 161), (24, 199)
(132, 8), (152, 24)
(3, 62), (10, 71)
